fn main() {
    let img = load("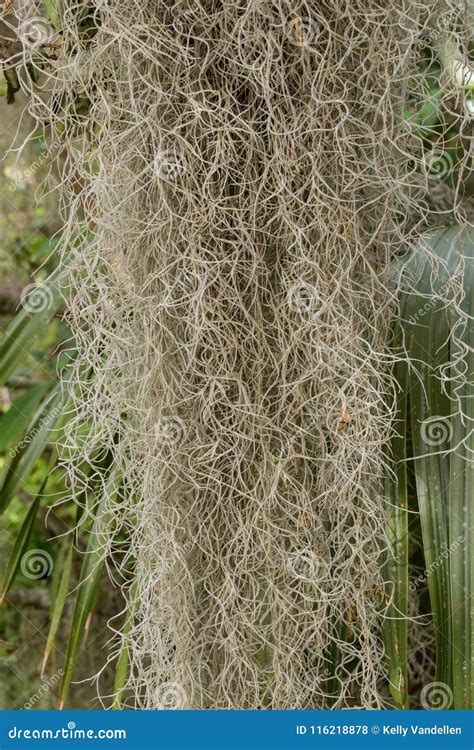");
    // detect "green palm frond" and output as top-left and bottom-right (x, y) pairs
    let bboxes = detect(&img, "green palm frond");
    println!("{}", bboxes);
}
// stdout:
(385, 225), (473, 709)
